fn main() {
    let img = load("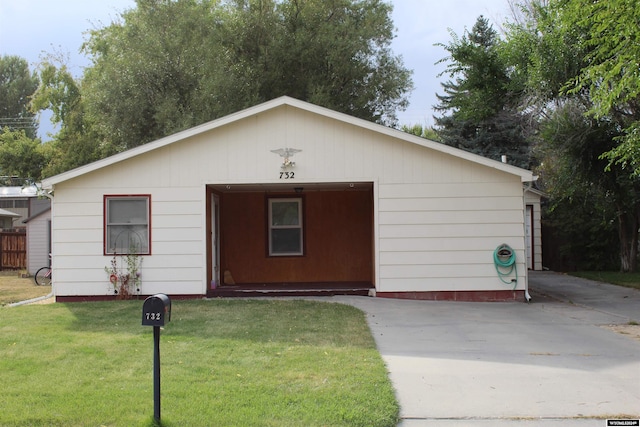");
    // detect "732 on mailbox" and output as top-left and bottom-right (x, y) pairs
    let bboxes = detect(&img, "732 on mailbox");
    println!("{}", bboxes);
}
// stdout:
(142, 294), (171, 326)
